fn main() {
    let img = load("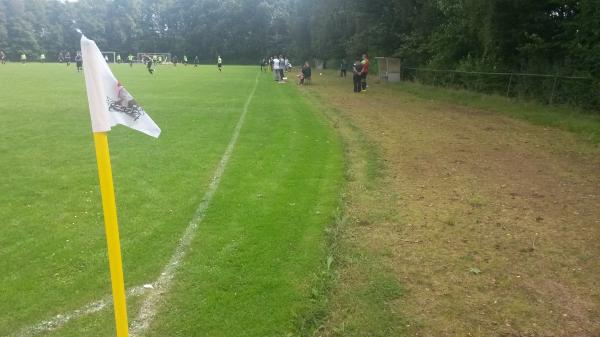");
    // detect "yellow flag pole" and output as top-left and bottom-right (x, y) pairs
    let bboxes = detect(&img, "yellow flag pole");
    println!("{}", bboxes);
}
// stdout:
(93, 132), (129, 337)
